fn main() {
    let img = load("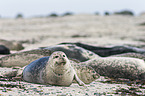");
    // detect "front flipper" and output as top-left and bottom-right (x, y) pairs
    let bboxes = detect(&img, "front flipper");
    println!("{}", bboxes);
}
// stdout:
(3, 69), (18, 77)
(3, 66), (26, 79)
(73, 71), (85, 86)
